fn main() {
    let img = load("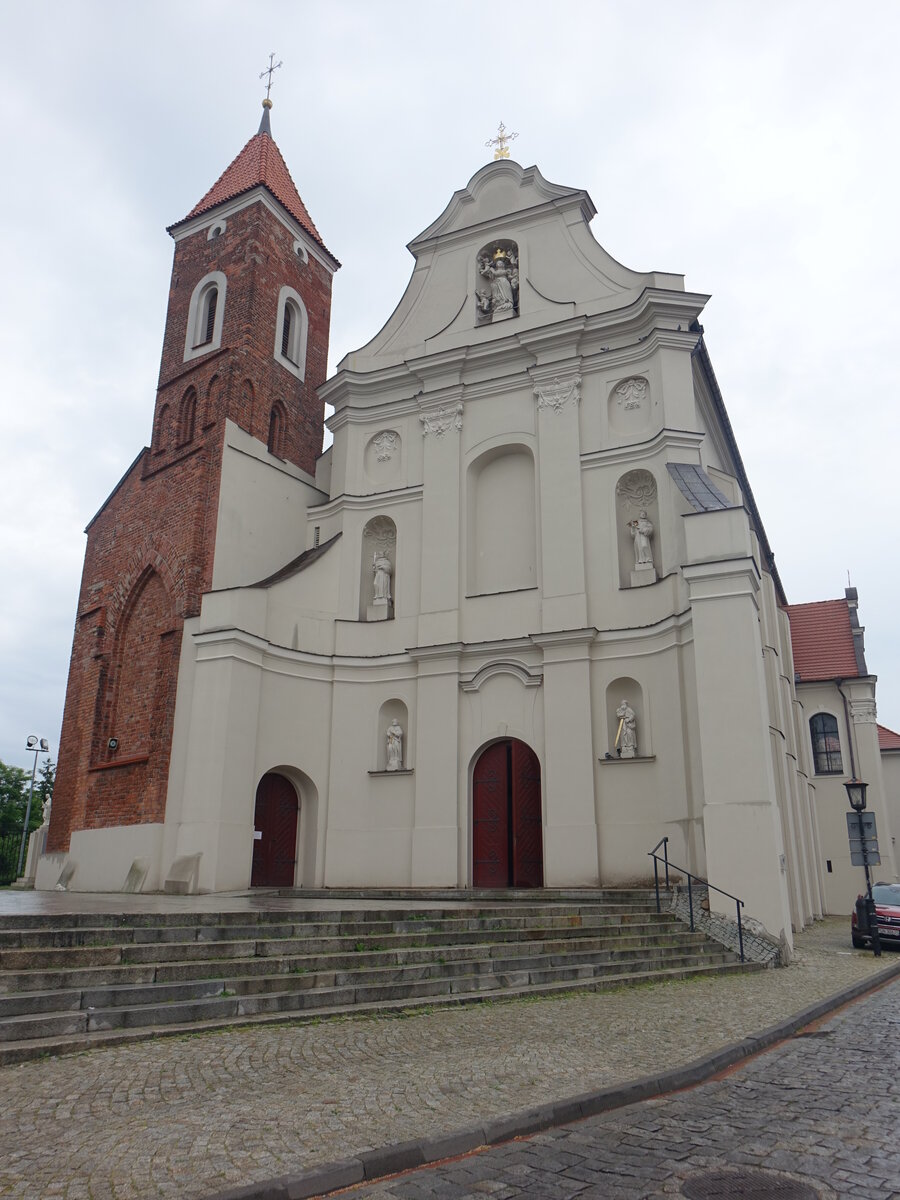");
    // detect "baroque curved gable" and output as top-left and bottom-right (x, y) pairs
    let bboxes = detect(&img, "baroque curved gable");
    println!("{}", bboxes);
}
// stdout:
(338, 160), (685, 373)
